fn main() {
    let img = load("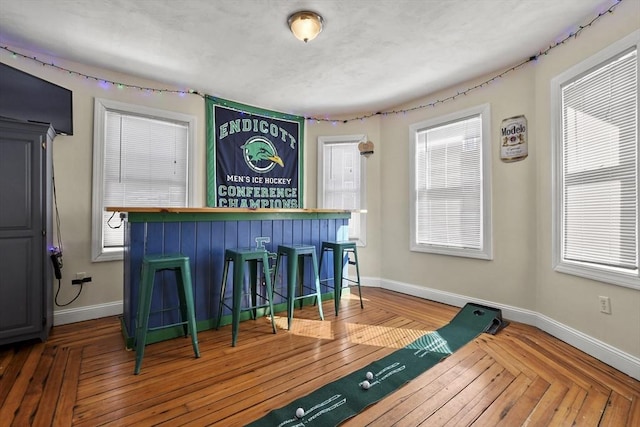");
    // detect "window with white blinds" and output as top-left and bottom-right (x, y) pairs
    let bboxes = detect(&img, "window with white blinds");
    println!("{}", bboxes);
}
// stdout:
(91, 98), (195, 261)
(552, 31), (639, 289)
(409, 104), (492, 259)
(317, 135), (366, 245)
